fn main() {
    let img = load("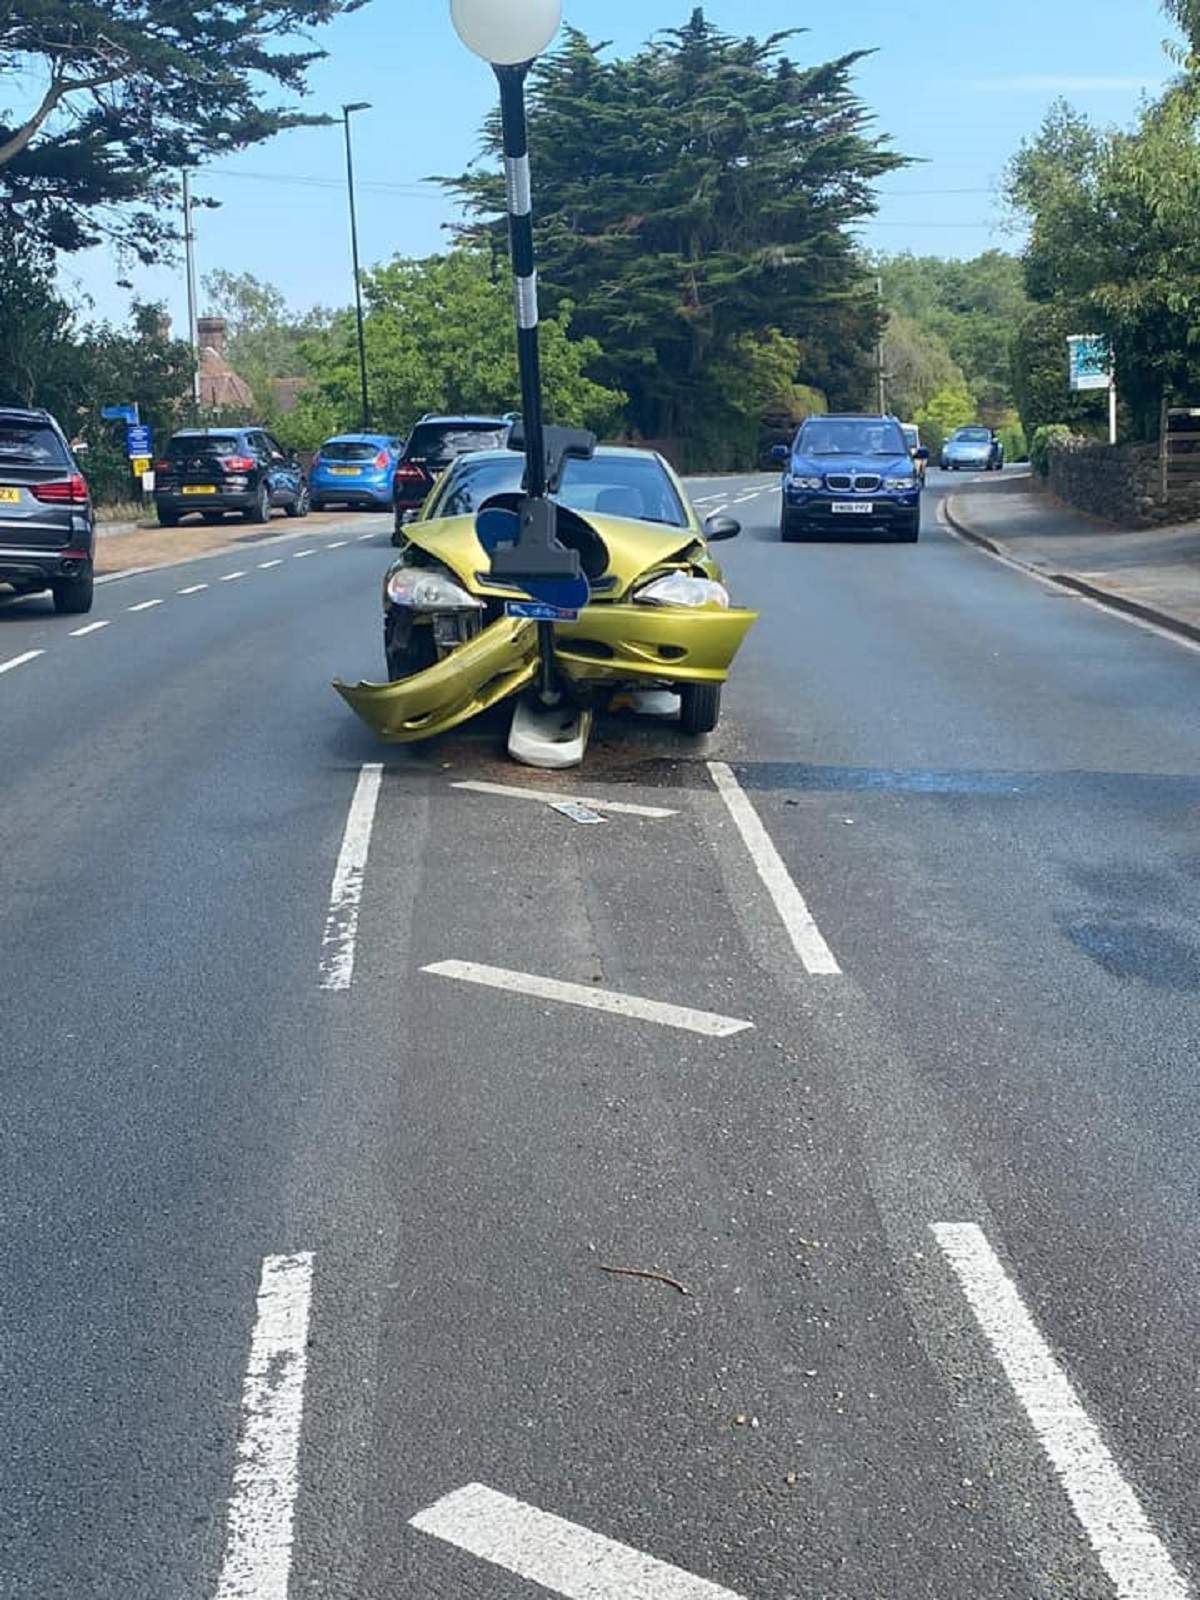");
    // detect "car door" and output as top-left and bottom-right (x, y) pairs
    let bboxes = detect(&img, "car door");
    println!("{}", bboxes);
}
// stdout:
(258, 431), (293, 504)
